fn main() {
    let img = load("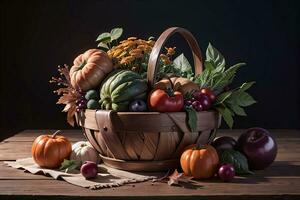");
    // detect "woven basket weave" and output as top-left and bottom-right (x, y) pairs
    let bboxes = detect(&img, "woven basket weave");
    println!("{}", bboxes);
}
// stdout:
(76, 27), (221, 171)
